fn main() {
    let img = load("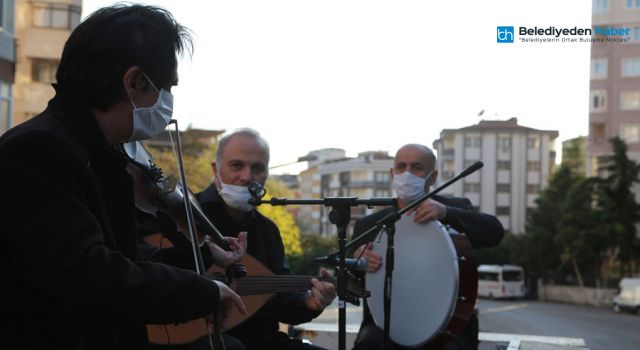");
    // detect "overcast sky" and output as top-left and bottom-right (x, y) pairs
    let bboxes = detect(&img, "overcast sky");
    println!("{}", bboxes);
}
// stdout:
(83, 0), (593, 174)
